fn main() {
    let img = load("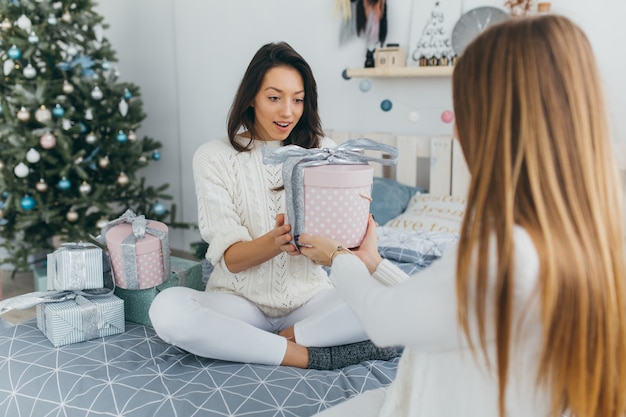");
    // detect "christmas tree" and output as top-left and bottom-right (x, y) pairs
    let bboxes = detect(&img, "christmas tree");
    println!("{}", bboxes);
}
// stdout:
(0, 0), (184, 271)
